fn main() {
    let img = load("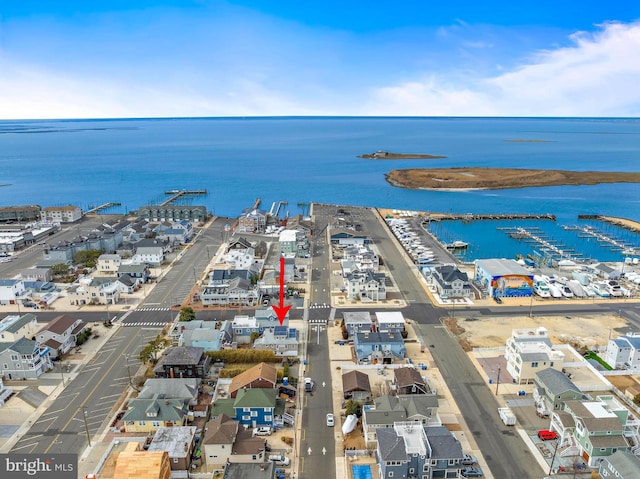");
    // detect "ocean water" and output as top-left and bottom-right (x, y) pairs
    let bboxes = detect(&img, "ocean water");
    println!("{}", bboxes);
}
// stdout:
(1, 117), (639, 261)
